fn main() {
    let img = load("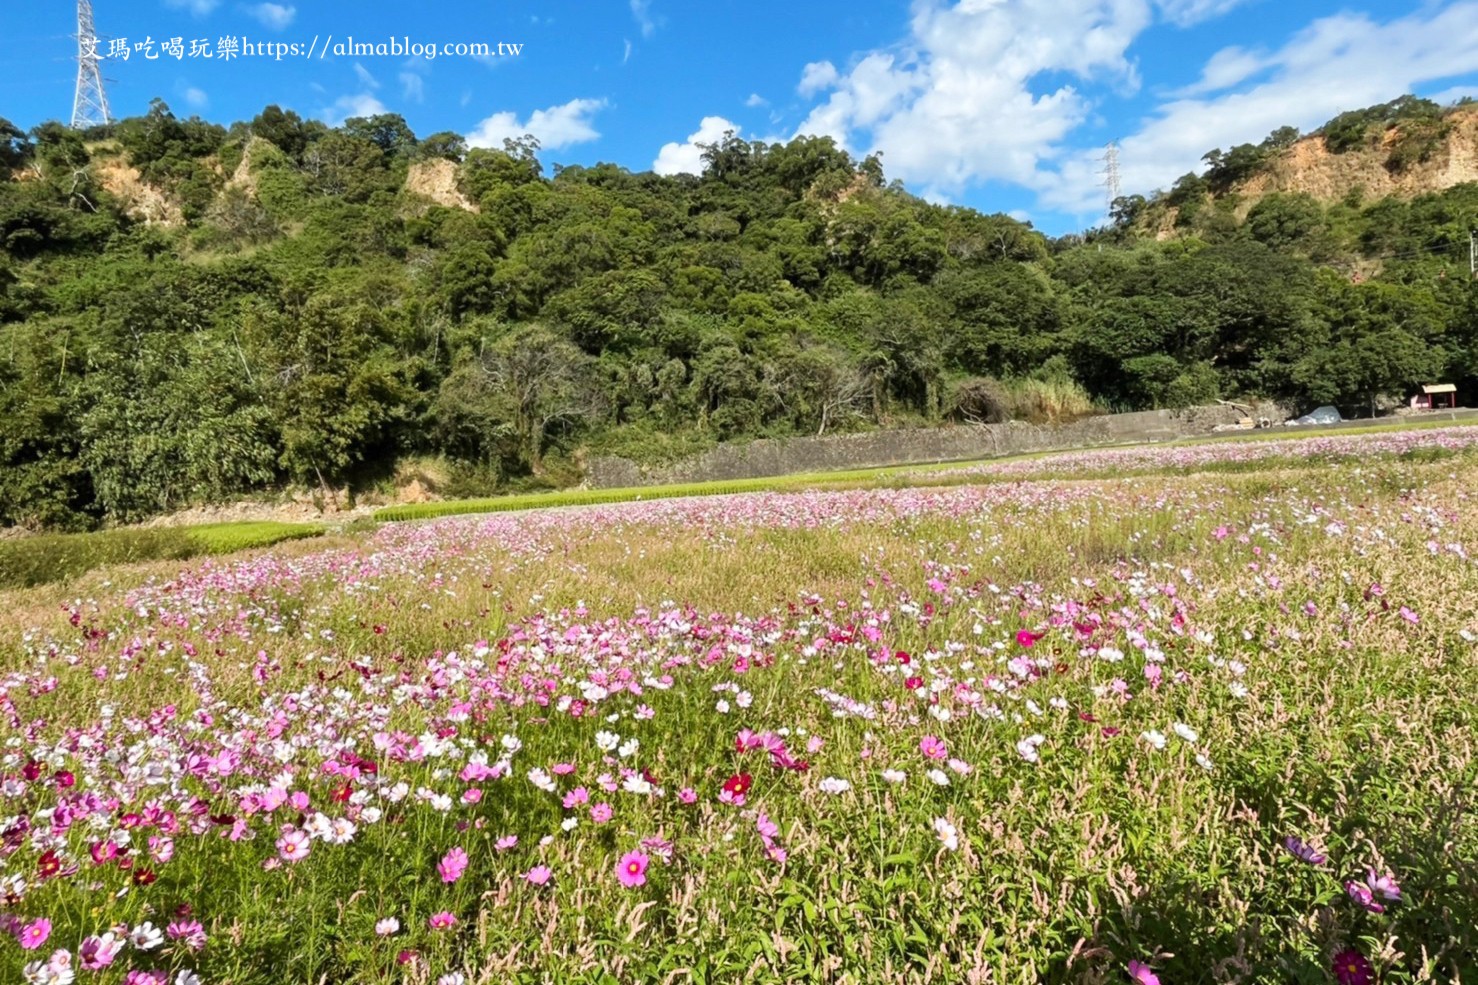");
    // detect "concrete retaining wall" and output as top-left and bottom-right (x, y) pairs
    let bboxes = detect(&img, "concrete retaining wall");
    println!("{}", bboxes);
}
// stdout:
(586, 402), (1292, 488)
